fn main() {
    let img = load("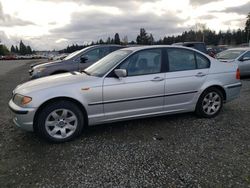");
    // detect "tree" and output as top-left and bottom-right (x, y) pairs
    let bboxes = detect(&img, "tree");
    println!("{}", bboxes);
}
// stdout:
(148, 34), (154, 45)
(19, 40), (27, 55)
(136, 28), (150, 45)
(99, 39), (104, 44)
(15, 46), (19, 53)
(114, 33), (120, 44)
(26, 46), (32, 54)
(10, 45), (16, 53)
(246, 12), (250, 43)
(0, 44), (10, 56)
(106, 37), (111, 44)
